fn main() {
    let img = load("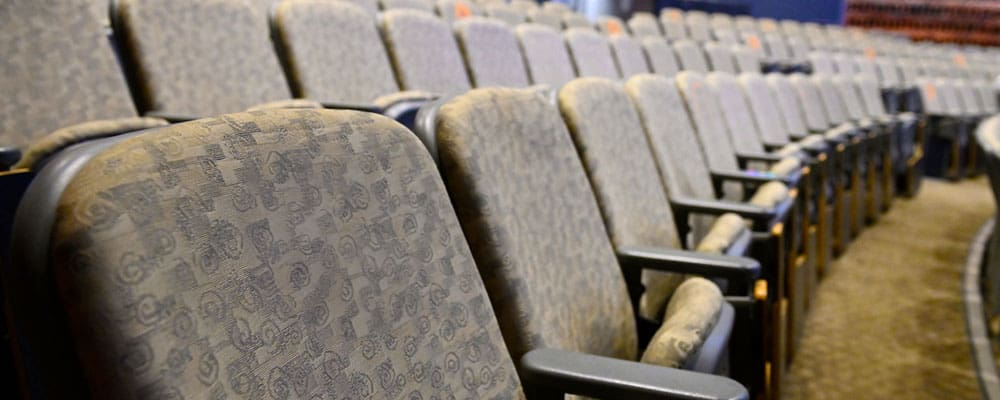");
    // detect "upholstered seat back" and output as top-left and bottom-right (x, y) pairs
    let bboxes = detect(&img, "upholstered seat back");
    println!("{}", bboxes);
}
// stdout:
(381, 9), (473, 94)
(435, 87), (638, 362)
(564, 28), (620, 79)
(788, 74), (835, 131)
(435, 0), (481, 23)
(673, 40), (711, 73)
(526, 8), (563, 30)
(16, 108), (525, 398)
(454, 17), (531, 88)
(114, 0), (293, 117)
(675, 72), (743, 178)
(558, 78), (683, 250)
(562, 13), (593, 30)
(855, 76), (890, 118)
(625, 74), (718, 203)
(811, 74), (850, 125)
(740, 73), (793, 146)
(765, 74), (811, 138)
(628, 13), (663, 38)
(272, 0), (401, 105)
(516, 24), (577, 88)
(485, 3), (527, 26)
(380, 0), (435, 12)
(610, 35), (651, 79)
(659, 9), (688, 40)
(831, 75), (868, 121)
(704, 43), (737, 74)
(1, 0), (138, 149)
(642, 37), (682, 78)
(705, 72), (767, 155)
